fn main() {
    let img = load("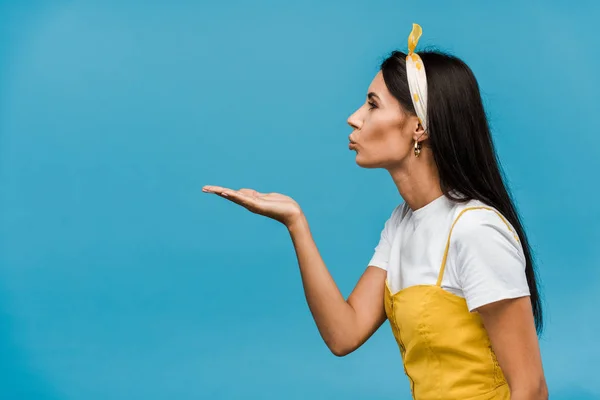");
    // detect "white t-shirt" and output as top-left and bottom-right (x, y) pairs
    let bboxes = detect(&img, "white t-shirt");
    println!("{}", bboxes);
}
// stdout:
(369, 194), (530, 311)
